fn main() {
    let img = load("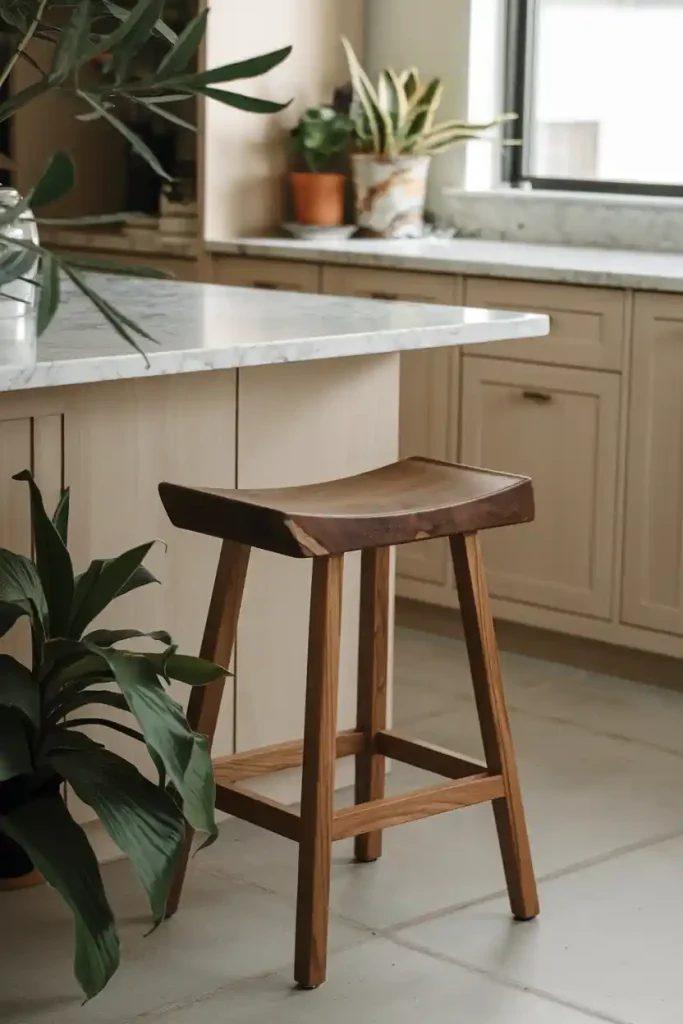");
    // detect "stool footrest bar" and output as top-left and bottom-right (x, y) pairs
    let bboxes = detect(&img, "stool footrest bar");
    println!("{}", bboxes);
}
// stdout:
(213, 729), (364, 785)
(215, 784), (301, 842)
(332, 775), (505, 841)
(375, 731), (488, 779)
